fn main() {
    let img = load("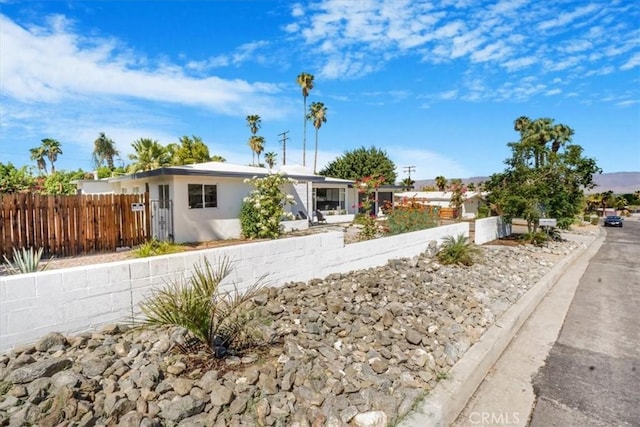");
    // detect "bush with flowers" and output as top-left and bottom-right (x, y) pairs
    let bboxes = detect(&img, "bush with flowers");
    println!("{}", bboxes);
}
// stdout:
(354, 175), (385, 240)
(240, 173), (296, 239)
(449, 180), (467, 220)
(383, 197), (438, 235)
